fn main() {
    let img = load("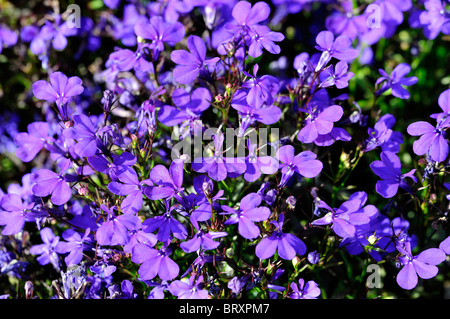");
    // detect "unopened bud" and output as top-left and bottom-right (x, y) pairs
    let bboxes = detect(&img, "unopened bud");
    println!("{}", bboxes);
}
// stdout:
(202, 181), (212, 196)
(266, 262), (275, 276)
(131, 133), (139, 148)
(147, 124), (157, 136)
(292, 256), (301, 269)
(307, 251), (320, 264)
(102, 89), (114, 112)
(286, 196), (296, 210)
(78, 185), (90, 197)
(64, 120), (74, 128)
(340, 151), (351, 169)
(25, 281), (34, 299)
(225, 42), (235, 57)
